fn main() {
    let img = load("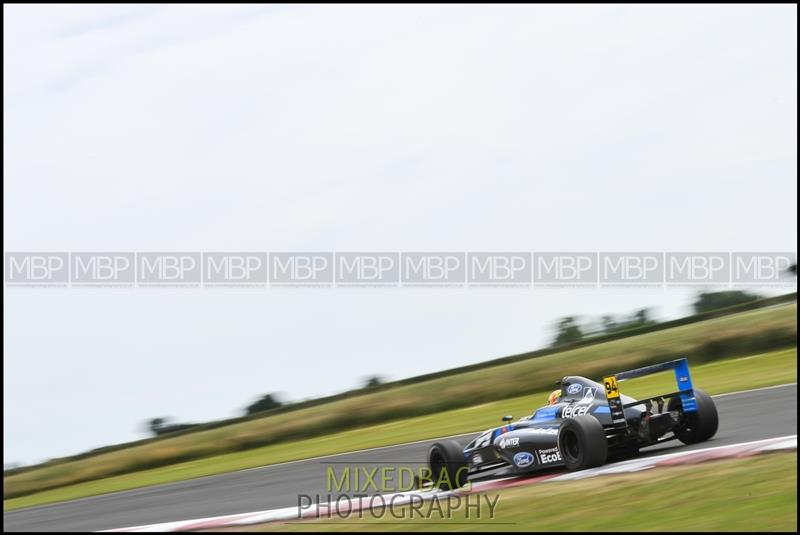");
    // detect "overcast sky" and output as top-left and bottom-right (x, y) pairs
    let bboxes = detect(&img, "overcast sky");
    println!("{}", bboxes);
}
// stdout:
(3, 4), (797, 465)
